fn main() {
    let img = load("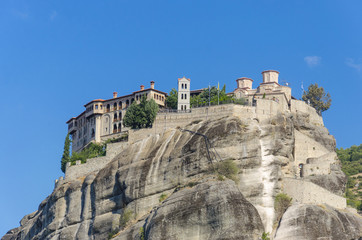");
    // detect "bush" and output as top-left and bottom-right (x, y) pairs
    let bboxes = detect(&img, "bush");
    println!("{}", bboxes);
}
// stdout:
(159, 193), (168, 203)
(120, 209), (133, 229)
(70, 142), (106, 163)
(274, 193), (292, 222)
(139, 227), (145, 240)
(213, 160), (239, 183)
(261, 232), (270, 240)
